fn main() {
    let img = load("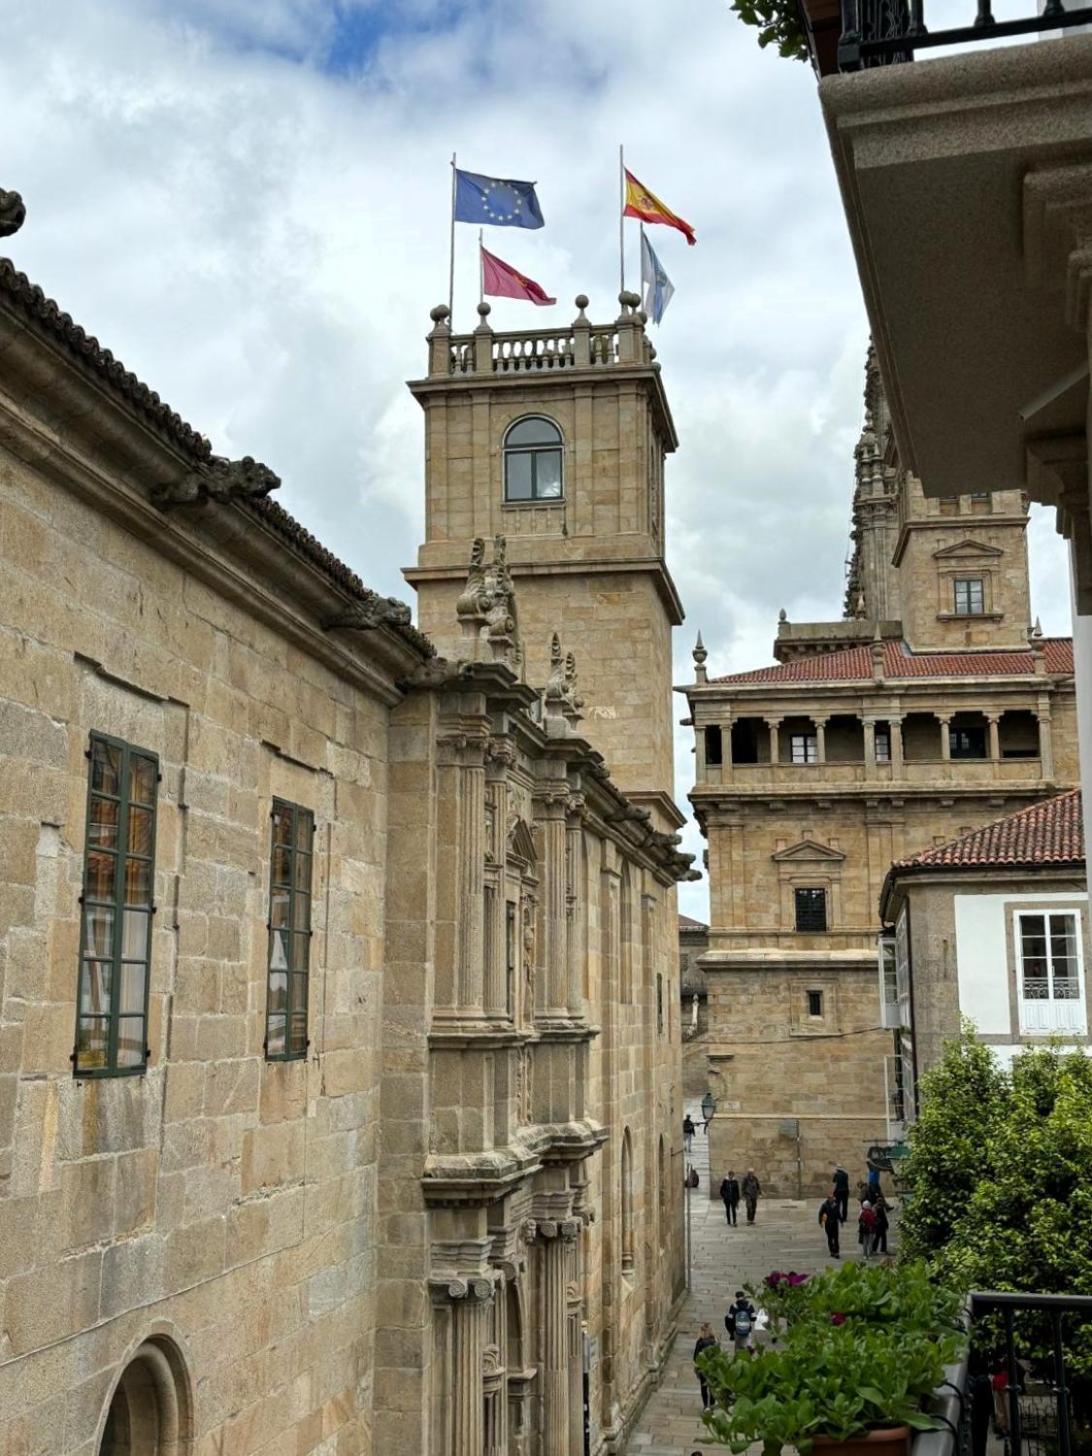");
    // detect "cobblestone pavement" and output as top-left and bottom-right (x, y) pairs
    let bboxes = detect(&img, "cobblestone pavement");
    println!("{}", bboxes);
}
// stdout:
(623, 1106), (890, 1455)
